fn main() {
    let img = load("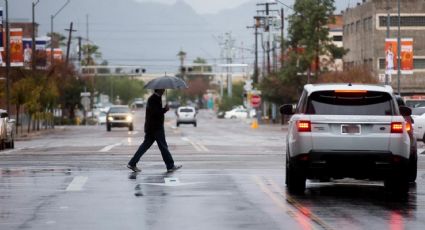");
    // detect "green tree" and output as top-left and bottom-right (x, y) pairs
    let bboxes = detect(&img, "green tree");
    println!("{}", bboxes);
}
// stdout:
(217, 82), (244, 111)
(47, 32), (66, 48)
(288, 0), (337, 76)
(81, 44), (102, 66)
(95, 77), (146, 105)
